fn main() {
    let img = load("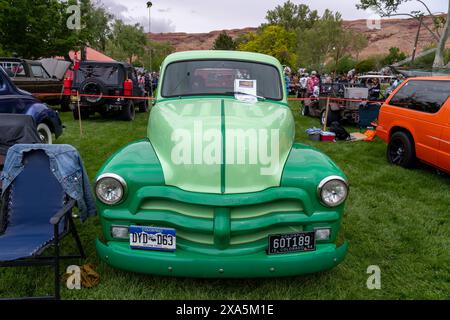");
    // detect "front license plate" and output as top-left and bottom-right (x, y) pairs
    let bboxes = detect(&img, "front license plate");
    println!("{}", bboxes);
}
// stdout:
(268, 232), (315, 255)
(129, 226), (176, 252)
